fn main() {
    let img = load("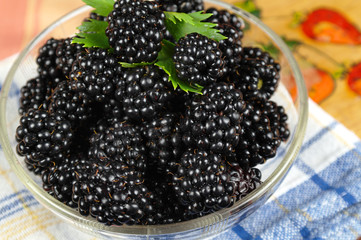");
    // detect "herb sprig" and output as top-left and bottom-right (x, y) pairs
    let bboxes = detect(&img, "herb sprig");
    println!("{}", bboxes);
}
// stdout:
(72, 0), (226, 94)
